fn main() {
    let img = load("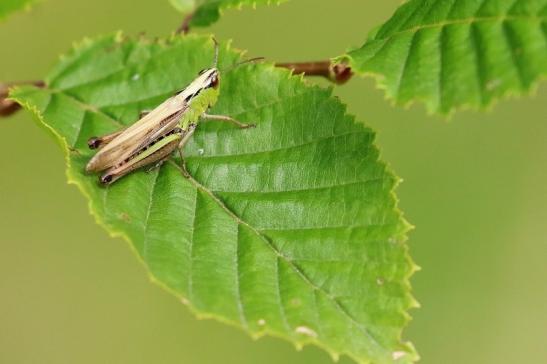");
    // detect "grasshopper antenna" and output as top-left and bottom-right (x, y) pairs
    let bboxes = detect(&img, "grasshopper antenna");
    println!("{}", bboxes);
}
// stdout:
(224, 57), (265, 74)
(212, 37), (219, 68)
